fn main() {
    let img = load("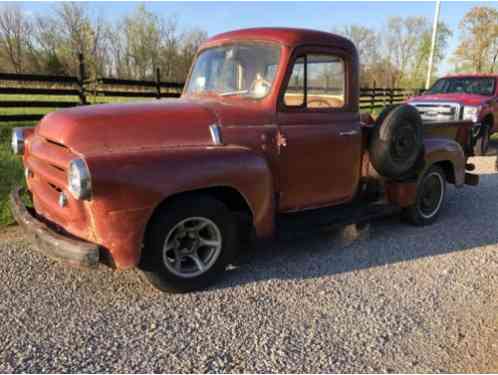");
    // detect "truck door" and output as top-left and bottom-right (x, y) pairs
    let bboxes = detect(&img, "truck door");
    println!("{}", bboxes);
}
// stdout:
(276, 51), (362, 212)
